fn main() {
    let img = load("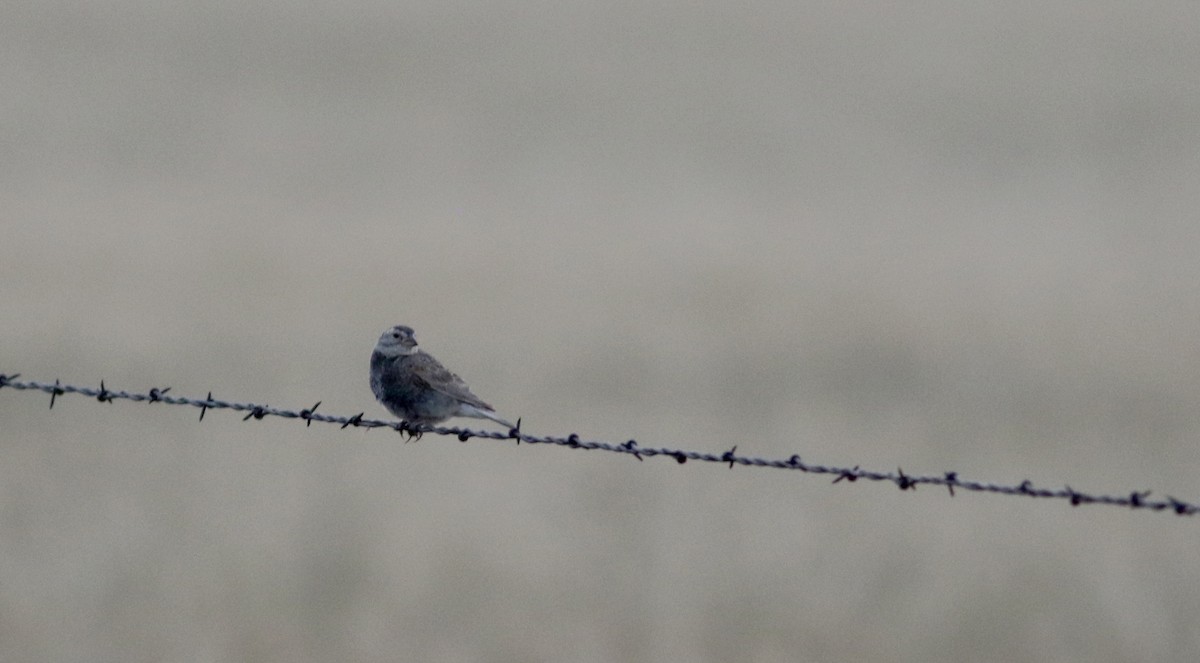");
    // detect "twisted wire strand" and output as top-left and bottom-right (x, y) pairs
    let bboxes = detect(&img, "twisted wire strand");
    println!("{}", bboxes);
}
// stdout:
(0, 374), (1193, 517)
